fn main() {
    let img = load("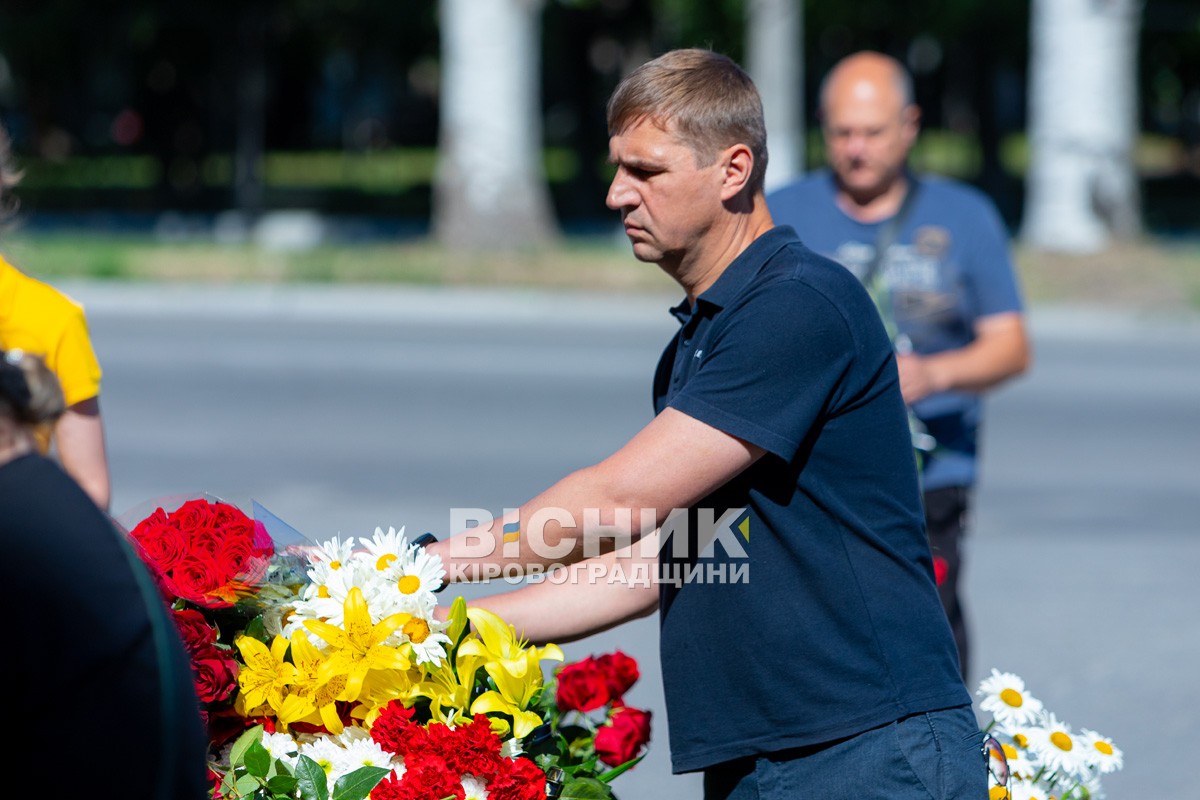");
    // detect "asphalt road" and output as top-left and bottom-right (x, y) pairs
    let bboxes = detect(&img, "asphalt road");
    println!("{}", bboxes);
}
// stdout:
(68, 281), (1200, 799)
